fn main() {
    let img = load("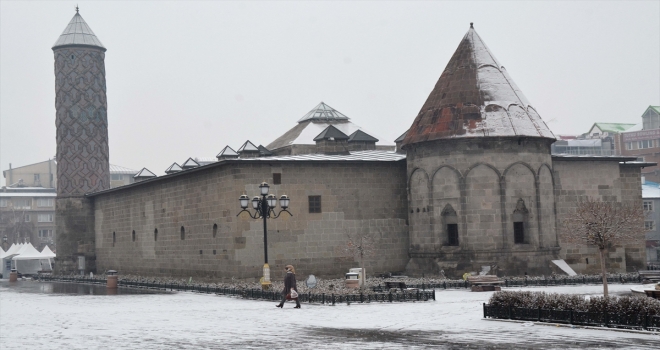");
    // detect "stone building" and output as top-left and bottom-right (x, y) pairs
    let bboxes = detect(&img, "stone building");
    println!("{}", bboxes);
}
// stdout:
(53, 12), (648, 278)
